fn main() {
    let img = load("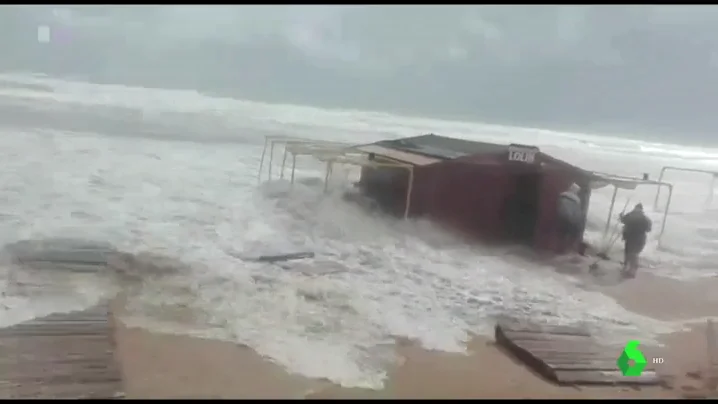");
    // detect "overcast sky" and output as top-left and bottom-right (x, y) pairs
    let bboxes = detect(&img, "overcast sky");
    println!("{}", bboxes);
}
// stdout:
(2, 6), (718, 143)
